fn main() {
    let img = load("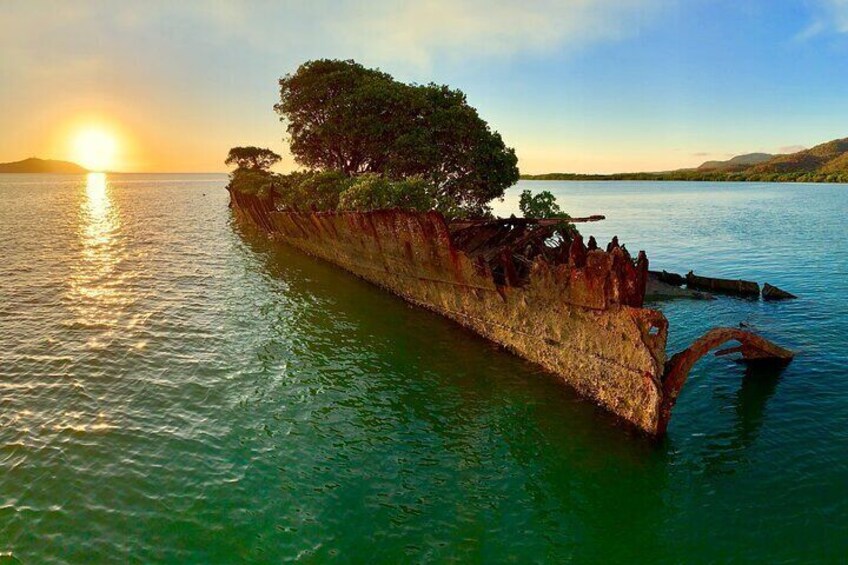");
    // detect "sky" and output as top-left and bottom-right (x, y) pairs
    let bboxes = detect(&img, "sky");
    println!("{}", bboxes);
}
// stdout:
(2, 0), (848, 173)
